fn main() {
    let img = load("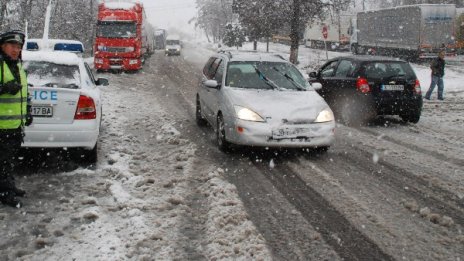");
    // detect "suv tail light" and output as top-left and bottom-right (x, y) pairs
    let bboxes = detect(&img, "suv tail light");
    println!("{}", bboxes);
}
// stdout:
(413, 79), (421, 95)
(74, 95), (96, 120)
(356, 78), (371, 93)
